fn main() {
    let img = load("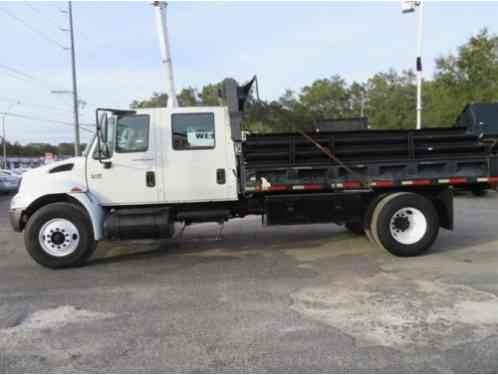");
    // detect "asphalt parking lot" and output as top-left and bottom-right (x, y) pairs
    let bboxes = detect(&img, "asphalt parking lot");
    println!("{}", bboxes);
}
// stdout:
(2, 192), (498, 372)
